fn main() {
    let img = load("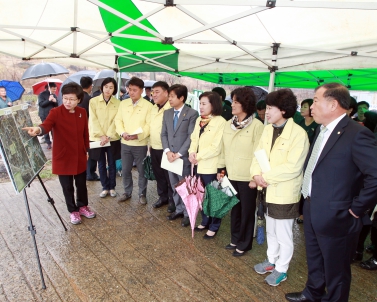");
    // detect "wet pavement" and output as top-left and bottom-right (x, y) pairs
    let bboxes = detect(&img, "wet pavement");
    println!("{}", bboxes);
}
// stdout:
(0, 170), (376, 302)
